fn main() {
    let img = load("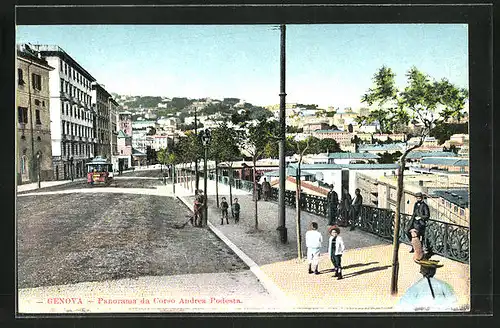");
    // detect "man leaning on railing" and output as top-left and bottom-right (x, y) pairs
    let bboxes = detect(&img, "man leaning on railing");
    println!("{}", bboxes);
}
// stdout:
(407, 192), (431, 254)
